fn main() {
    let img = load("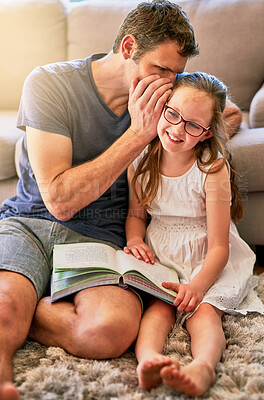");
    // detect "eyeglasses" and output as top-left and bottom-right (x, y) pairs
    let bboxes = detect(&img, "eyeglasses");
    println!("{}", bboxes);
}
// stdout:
(163, 104), (210, 137)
